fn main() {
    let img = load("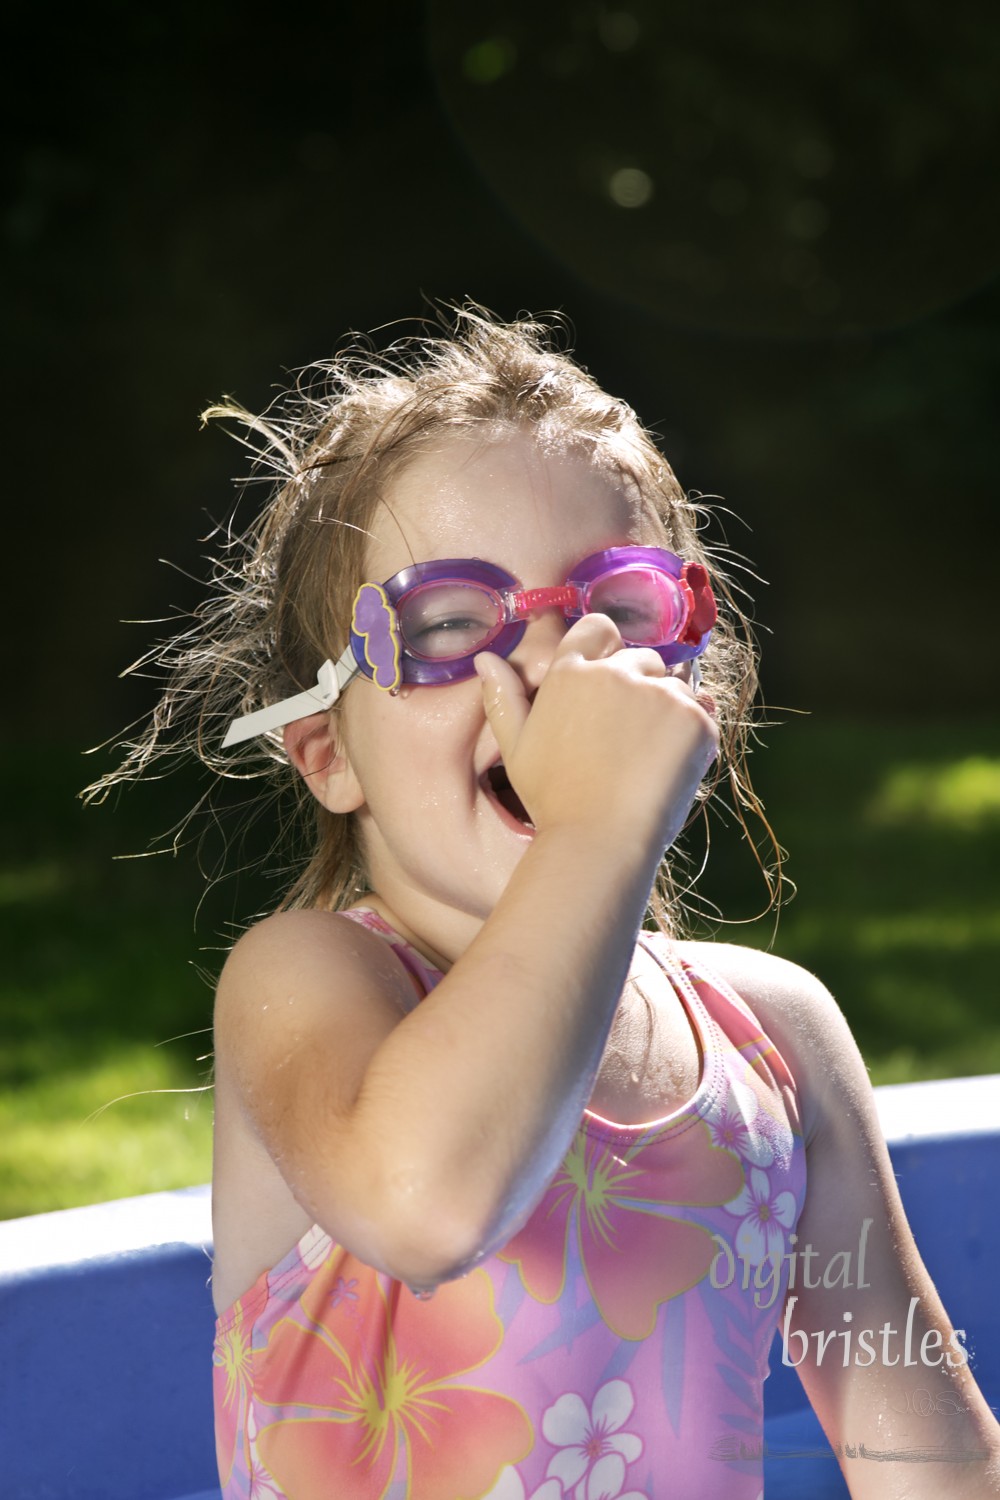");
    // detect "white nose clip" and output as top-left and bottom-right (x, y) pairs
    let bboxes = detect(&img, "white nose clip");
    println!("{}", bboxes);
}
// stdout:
(221, 649), (358, 747)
